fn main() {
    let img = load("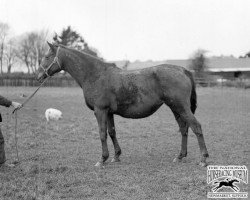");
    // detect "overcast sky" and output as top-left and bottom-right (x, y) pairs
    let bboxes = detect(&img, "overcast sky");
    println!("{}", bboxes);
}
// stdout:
(1, 0), (250, 61)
